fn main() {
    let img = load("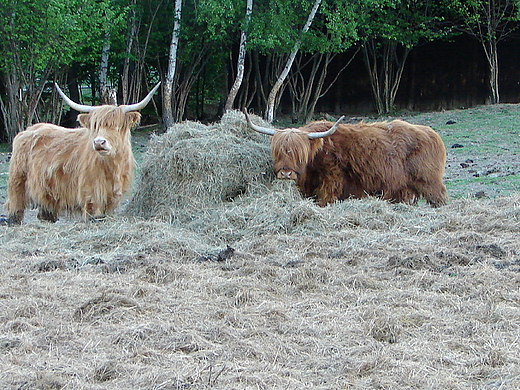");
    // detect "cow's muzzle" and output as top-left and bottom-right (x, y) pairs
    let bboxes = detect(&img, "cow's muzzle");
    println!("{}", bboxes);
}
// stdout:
(276, 169), (298, 180)
(93, 137), (111, 154)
